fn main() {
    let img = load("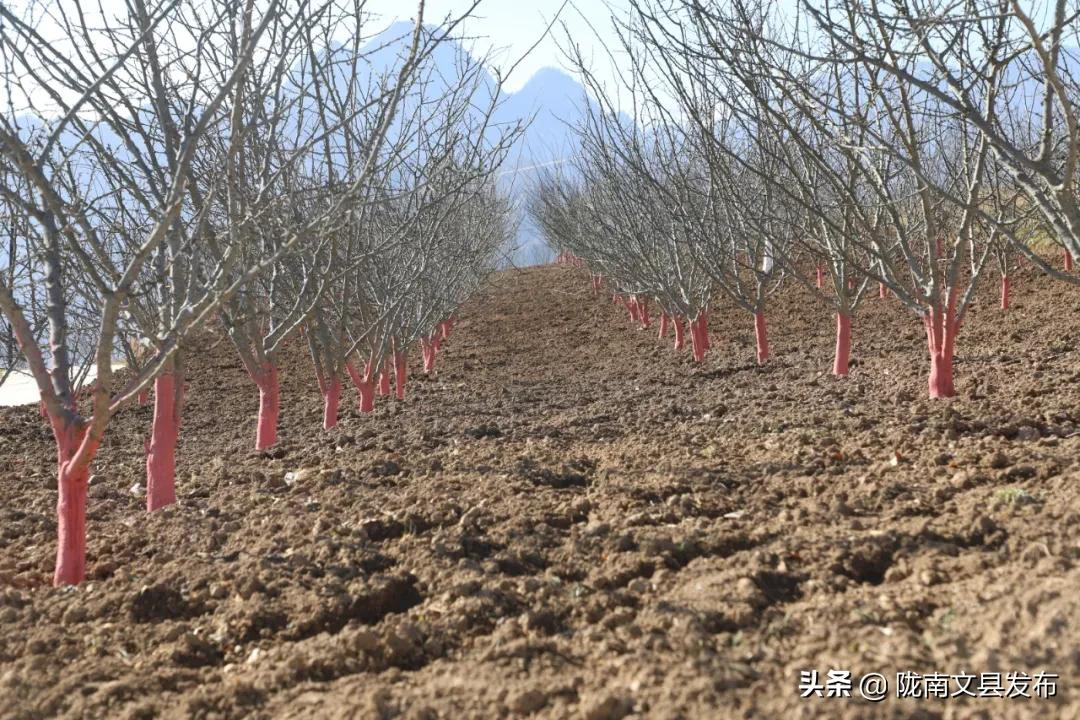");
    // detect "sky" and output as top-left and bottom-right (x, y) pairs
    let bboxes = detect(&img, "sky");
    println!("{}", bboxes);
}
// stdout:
(362, 0), (628, 93)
